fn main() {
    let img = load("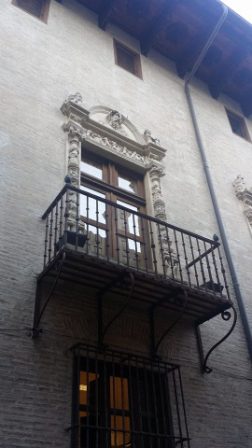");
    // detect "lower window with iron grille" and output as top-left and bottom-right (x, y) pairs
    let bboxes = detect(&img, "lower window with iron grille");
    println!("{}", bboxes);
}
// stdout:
(71, 346), (190, 448)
